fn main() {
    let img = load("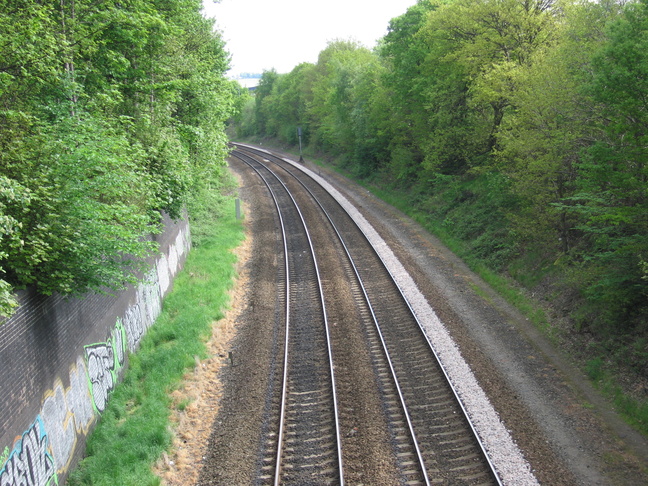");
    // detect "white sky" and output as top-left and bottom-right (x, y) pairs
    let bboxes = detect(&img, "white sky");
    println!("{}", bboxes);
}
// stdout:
(201, 0), (418, 76)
